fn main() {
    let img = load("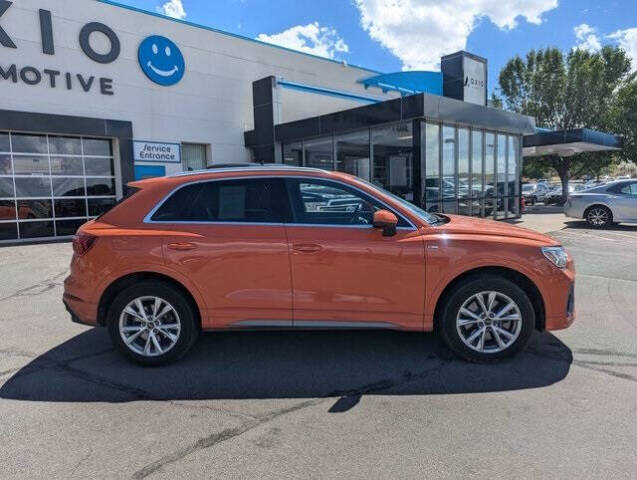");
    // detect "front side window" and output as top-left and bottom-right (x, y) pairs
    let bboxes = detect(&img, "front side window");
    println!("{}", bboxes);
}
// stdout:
(151, 178), (288, 223)
(286, 179), (409, 227)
